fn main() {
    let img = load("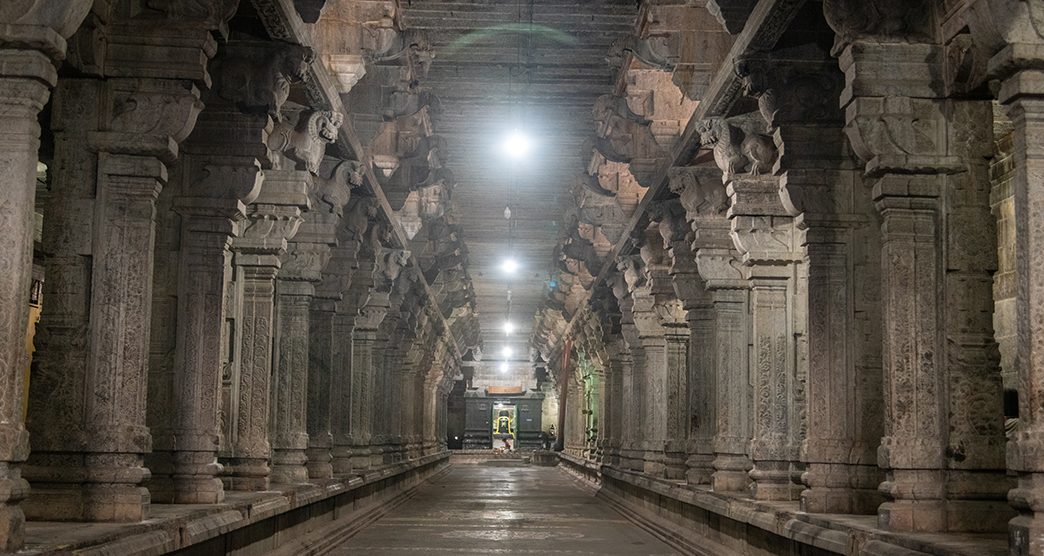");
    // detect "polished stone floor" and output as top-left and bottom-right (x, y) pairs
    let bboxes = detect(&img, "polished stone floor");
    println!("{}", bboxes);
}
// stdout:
(331, 463), (680, 554)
